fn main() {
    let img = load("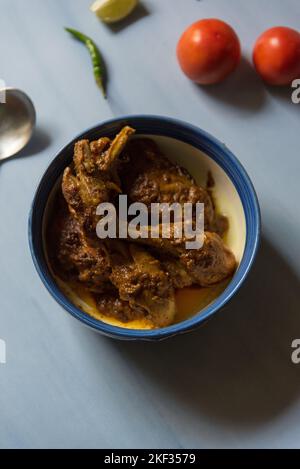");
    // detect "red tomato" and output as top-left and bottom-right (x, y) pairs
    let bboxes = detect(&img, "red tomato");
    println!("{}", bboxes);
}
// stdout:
(176, 19), (241, 85)
(253, 26), (300, 85)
